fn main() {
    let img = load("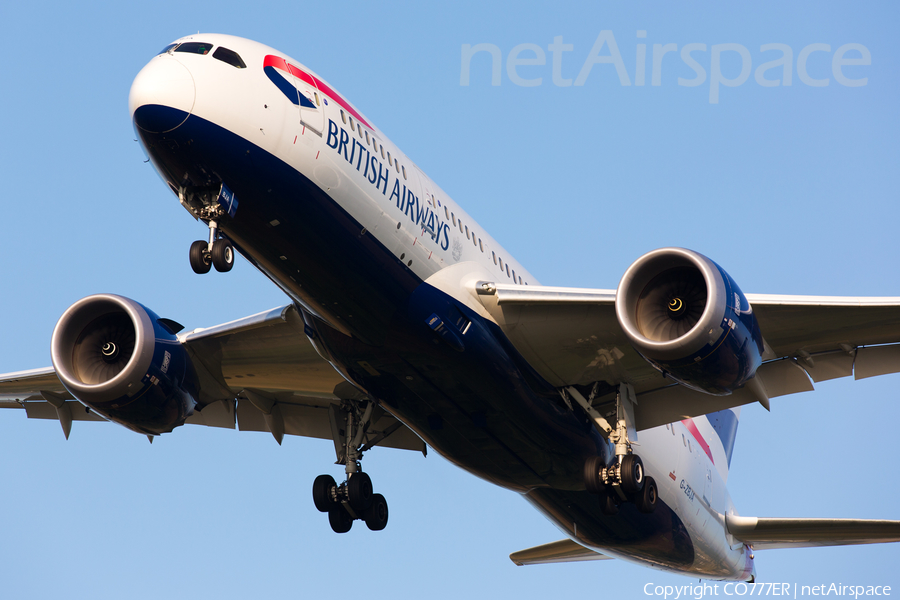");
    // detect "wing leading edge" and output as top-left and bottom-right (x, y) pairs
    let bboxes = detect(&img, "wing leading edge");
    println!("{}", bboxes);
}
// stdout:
(473, 283), (900, 430)
(0, 305), (425, 453)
